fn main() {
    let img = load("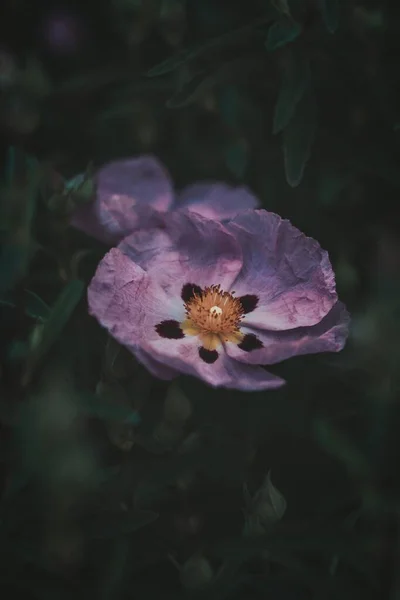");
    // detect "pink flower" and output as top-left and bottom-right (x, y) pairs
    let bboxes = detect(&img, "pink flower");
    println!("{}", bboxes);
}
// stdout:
(87, 209), (349, 391)
(70, 156), (260, 244)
